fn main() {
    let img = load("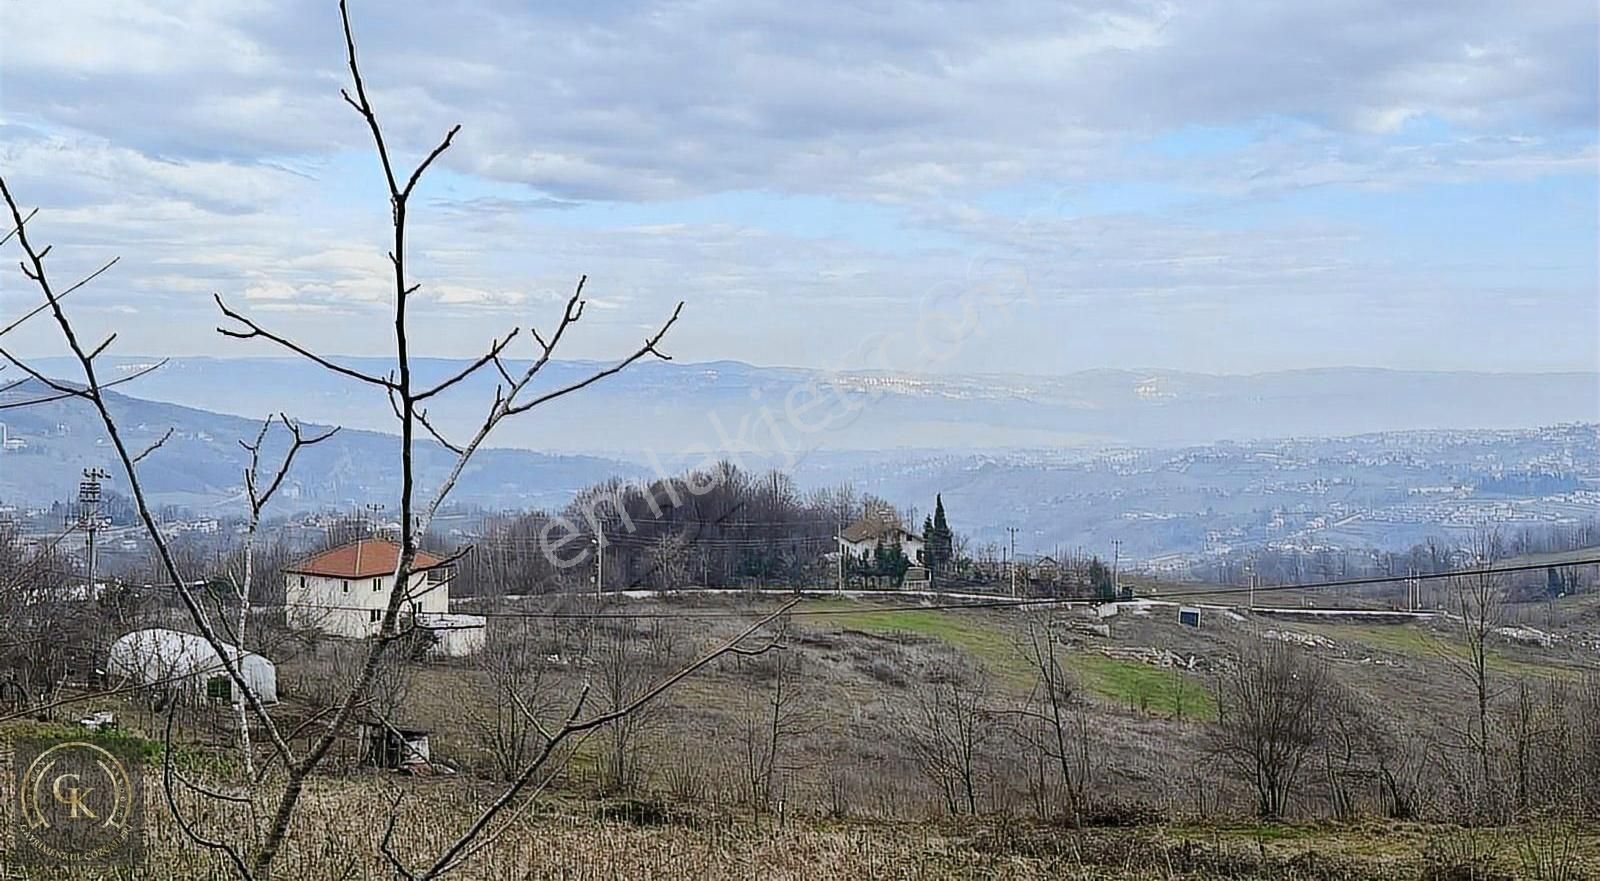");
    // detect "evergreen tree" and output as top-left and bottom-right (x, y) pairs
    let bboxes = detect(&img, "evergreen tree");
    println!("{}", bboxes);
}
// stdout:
(926, 494), (954, 572)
